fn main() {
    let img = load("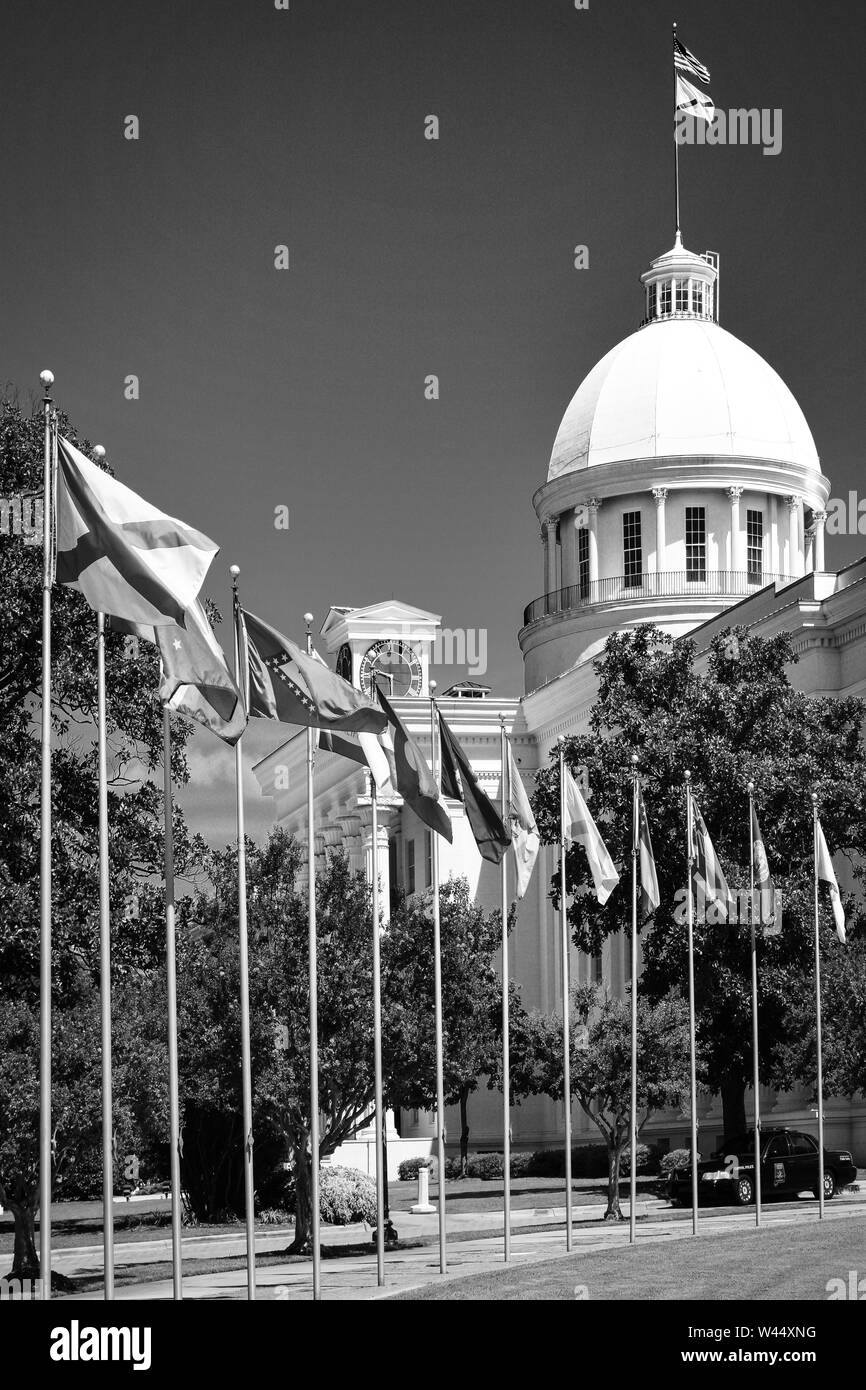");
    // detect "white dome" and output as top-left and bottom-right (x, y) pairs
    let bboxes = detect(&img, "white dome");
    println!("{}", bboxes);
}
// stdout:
(548, 318), (820, 480)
